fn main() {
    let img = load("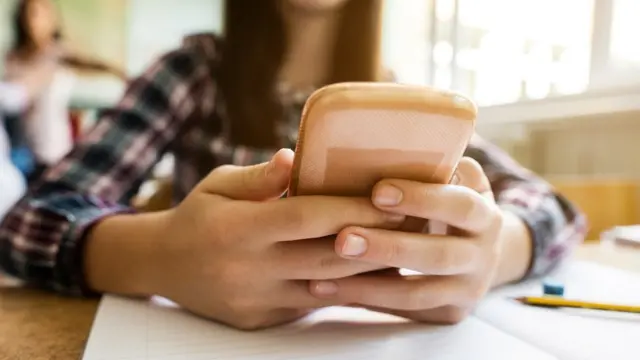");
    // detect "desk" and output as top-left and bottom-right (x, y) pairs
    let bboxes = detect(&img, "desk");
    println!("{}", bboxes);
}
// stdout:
(574, 242), (640, 273)
(0, 285), (98, 360)
(1, 244), (638, 360)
